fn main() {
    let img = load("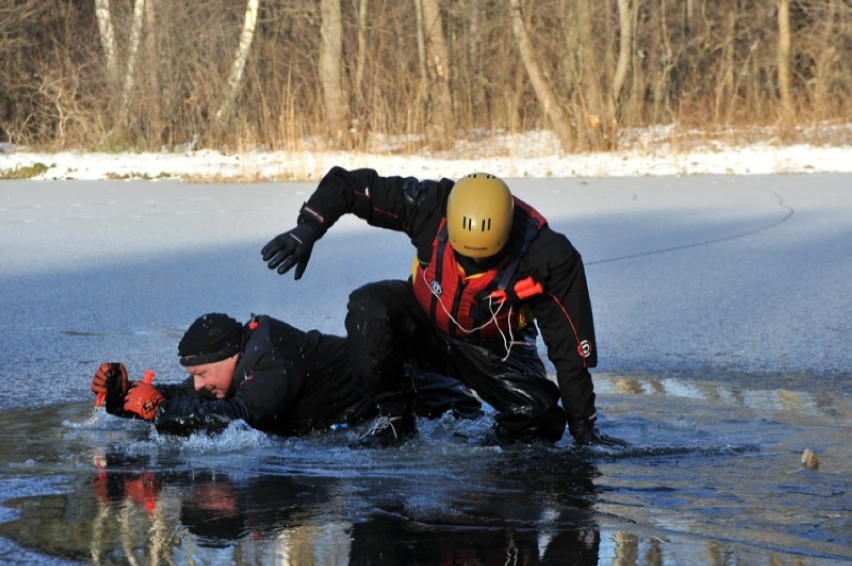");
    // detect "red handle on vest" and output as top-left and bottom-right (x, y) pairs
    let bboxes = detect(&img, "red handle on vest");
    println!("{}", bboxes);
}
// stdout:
(513, 277), (544, 300)
(486, 277), (543, 304)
